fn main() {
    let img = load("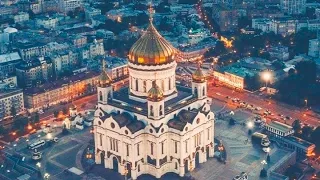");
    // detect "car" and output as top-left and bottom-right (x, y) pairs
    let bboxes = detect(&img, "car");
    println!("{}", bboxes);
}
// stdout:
(32, 151), (42, 160)
(216, 92), (221, 96)
(240, 172), (248, 180)
(226, 96), (230, 99)
(286, 116), (292, 120)
(38, 109), (44, 114)
(233, 175), (241, 180)
(255, 107), (262, 111)
(53, 137), (58, 142)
